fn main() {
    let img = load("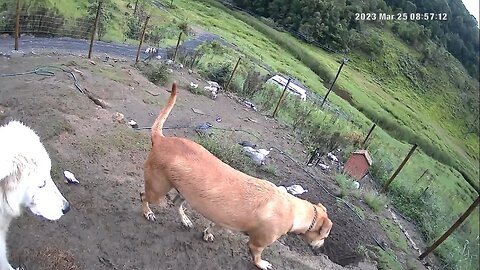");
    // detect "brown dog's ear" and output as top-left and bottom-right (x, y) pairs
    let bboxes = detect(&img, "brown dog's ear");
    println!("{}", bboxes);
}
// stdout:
(319, 218), (333, 239)
(316, 203), (327, 213)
